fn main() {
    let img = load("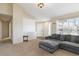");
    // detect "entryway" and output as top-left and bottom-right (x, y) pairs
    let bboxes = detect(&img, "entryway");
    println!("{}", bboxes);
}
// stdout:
(0, 14), (12, 45)
(36, 21), (52, 39)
